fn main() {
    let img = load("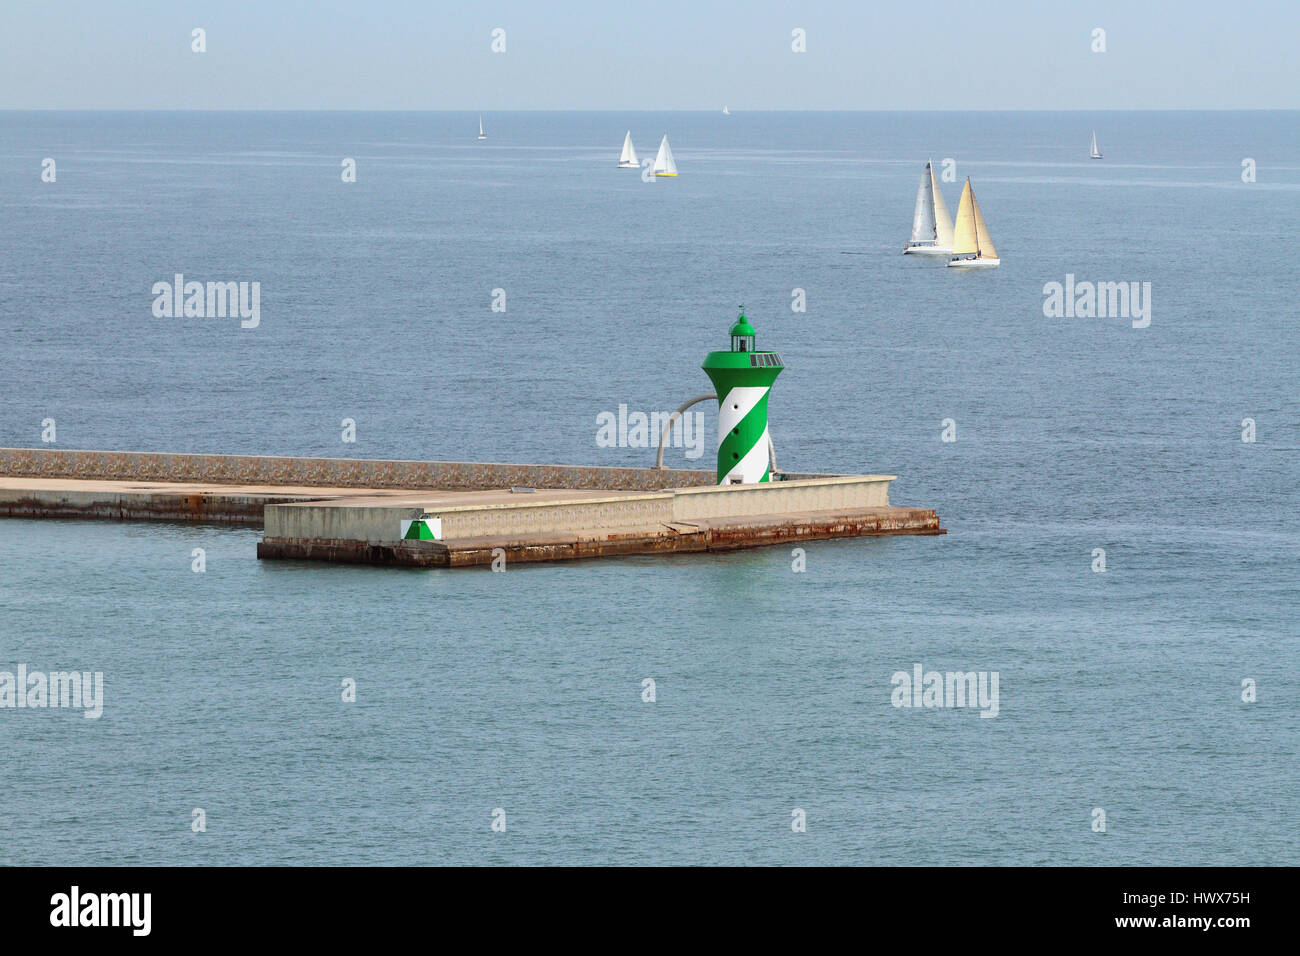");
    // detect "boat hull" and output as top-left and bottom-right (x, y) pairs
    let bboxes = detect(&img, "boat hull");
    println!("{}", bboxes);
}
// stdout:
(617, 161), (638, 168)
(947, 256), (1000, 269)
(654, 172), (677, 177)
(903, 244), (953, 256)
